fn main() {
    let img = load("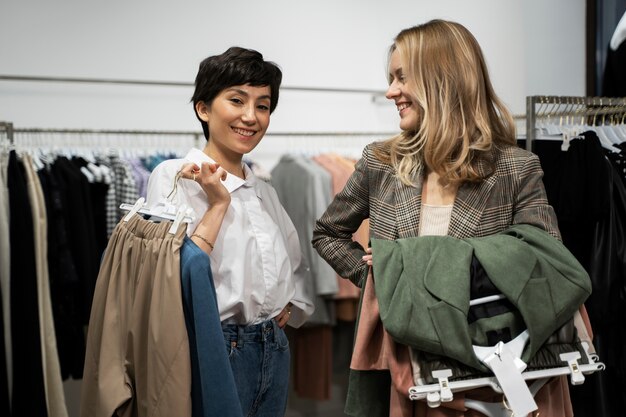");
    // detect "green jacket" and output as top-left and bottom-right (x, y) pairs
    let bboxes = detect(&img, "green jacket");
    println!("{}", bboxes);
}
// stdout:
(370, 224), (592, 372)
